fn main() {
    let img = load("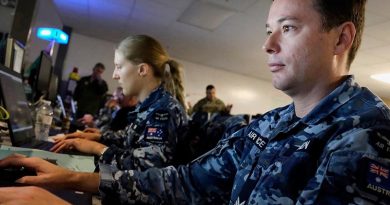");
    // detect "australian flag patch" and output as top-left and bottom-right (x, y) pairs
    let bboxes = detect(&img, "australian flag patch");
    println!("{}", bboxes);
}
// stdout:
(358, 157), (390, 198)
(145, 127), (166, 142)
